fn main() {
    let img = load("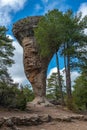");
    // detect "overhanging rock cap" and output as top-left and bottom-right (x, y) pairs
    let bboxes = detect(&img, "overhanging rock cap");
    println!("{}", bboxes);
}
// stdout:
(12, 16), (42, 45)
